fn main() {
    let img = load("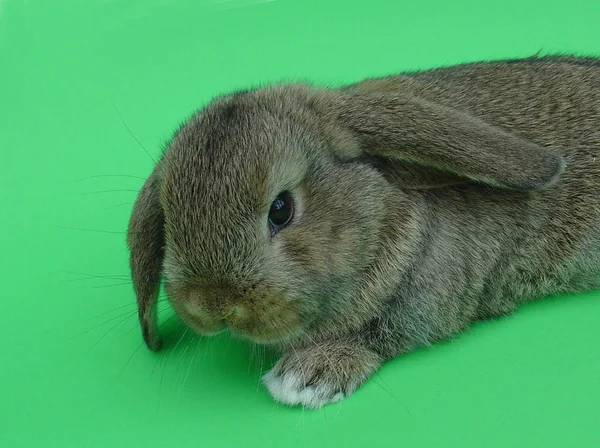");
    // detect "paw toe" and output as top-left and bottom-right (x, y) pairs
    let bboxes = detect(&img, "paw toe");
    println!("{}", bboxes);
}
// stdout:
(263, 369), (344, 409)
